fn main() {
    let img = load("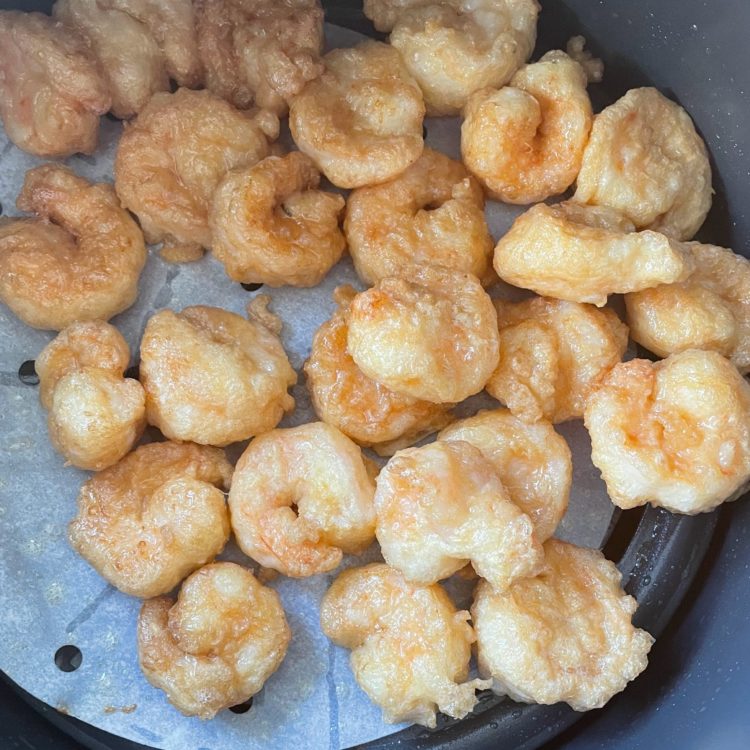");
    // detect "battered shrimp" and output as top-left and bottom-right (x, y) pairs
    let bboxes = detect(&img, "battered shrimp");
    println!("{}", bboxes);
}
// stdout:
(69, 441), (232, 598)
(384, 0), (540, 116)
(584, 350), (750, 515)
(114, 88), (278, 259)
(472, 539), (653, 711)
(140, 304), (295, 447)
(347, 265), (499, 403)
(493, 201), (695, 306)
(485, 297), (629, 424)
(195, 0), (323, 115)
(289, 41), (425, 189)
(304, 287), (453, 455)
(574, 87), (712, 240)
(320, 563), (490, 727)
(375, 441), (544, 590)
(36, 321), (145, 471)
(0, 164), (147, 330)
(138, 562), (290, 718)
(625, 242), (750, 373)
(461, 49), (593, 204)
(362, 0), (432, 31)
(0, 10), (110, 157)
(439, 409), (571, 541)
(344, 148), (494, 286)
(210, 152), (346, 287)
